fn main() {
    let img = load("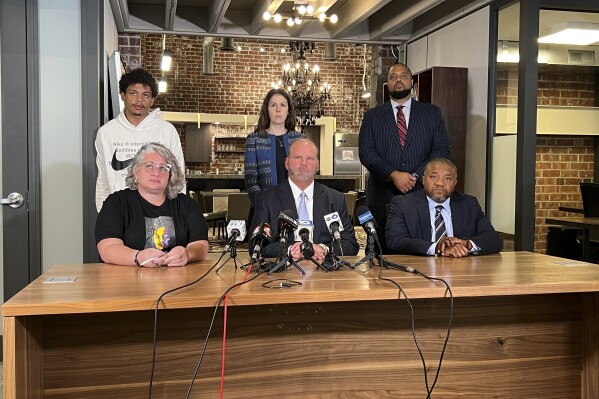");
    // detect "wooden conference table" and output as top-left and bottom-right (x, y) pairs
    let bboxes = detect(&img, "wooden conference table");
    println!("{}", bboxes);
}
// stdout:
(546, 216), (599, 262)
(3, 252), (599, 398)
